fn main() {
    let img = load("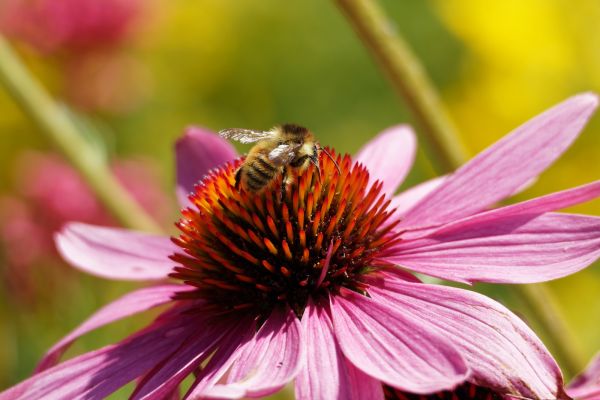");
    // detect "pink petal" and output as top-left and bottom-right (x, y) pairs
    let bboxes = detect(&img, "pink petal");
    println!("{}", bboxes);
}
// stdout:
(55, 222), (176, 281)
(193, 307), (304, 399)
(295, 300), (383, 400)
(354, 125), (417, 197)
(188, 386), (242, 399)
(390, 174), (537, 220)
(227, 307), (304, 397)
(568, 352), (600, 400)
(176, 126), (237, 207)
(184, 321), (256, 399)
(330, 290), (469, 394)
(369, 278), (570, 400)
(390, 175), (446, 217)
(0, 317), (196, 400)
(131, 315), (254, 400)
(434, 179), (600, 233)
(37, 284), (186, 372)
(401, 93), (598, 229)
(383, 181), (600, 284)
(388, 212), (600, 284)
